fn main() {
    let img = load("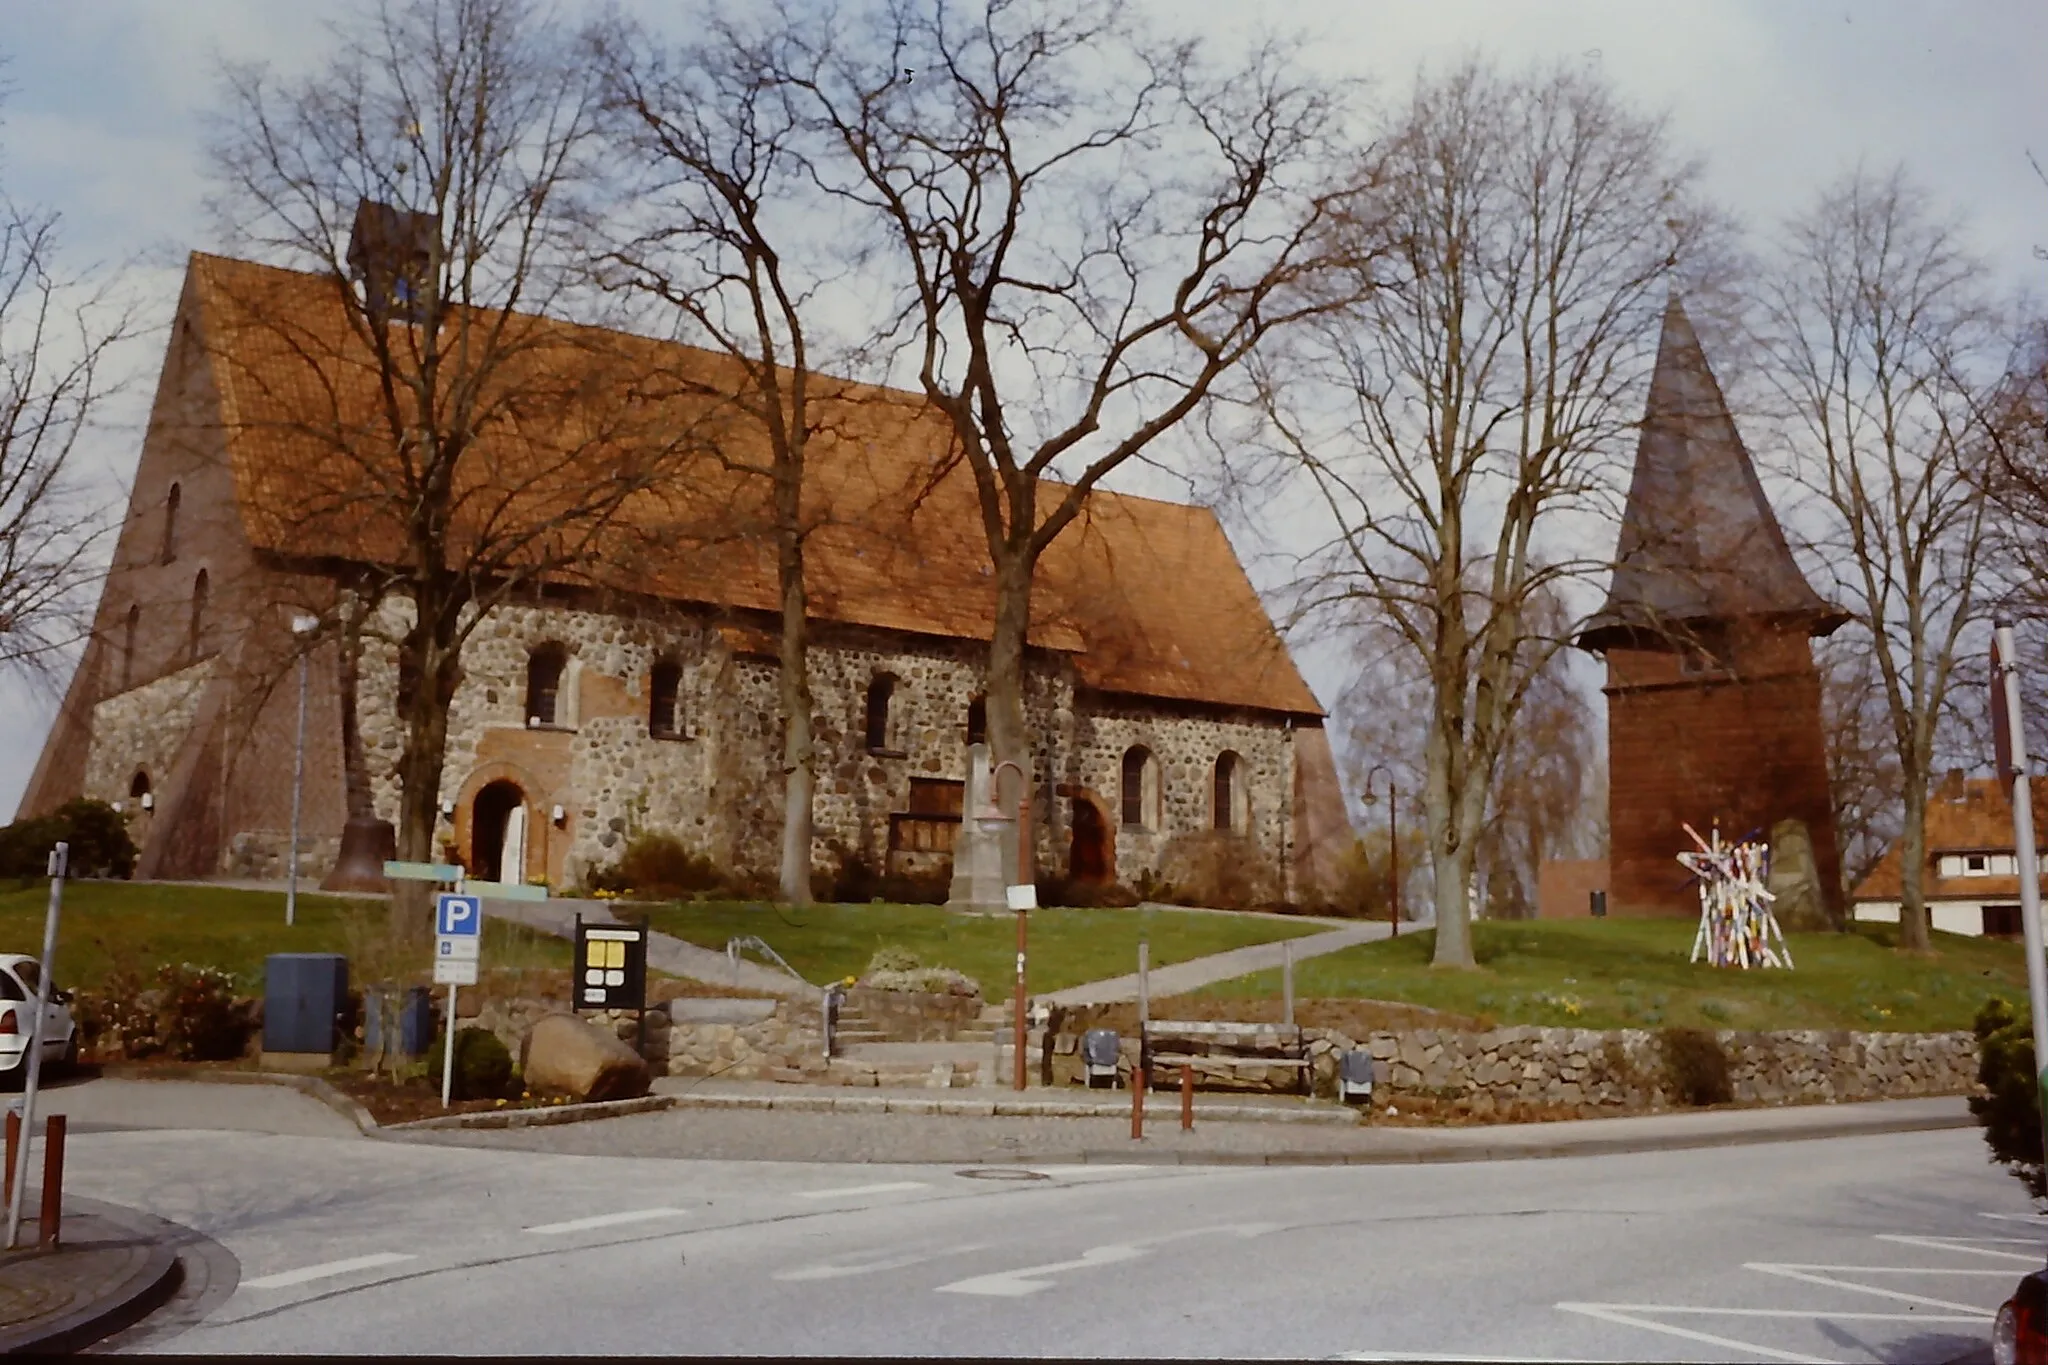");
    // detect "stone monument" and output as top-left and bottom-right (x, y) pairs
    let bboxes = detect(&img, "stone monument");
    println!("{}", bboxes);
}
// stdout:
(946, 743), (1011, 915)
(1766, 817), (1834, 932)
